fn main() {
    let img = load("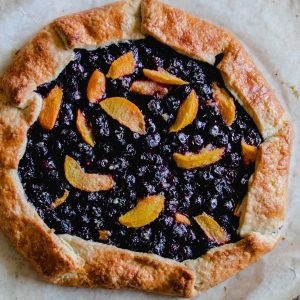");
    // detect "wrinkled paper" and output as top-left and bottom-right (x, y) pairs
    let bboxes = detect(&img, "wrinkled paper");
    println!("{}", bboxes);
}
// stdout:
(0, 0), (299, 299)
